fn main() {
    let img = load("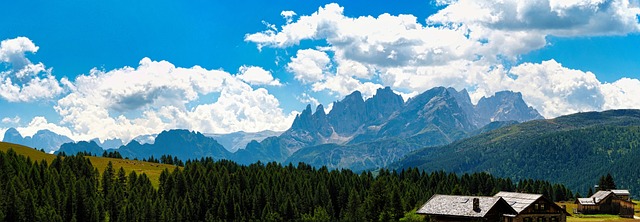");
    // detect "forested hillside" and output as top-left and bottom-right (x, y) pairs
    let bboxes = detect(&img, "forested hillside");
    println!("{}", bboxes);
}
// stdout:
(393, 109), (640, 197)
(0, 148), (573, 221)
